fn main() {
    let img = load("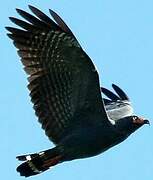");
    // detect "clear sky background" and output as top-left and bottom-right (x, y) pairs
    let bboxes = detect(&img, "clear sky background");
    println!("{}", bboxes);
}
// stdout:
(1, 0), (153, 180)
